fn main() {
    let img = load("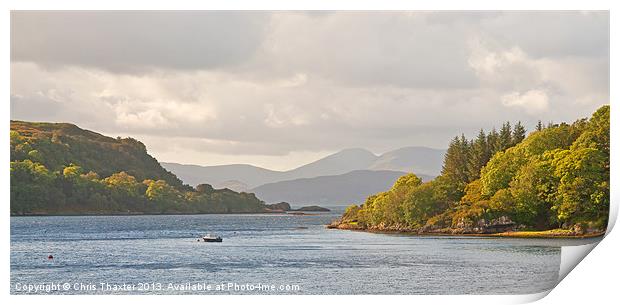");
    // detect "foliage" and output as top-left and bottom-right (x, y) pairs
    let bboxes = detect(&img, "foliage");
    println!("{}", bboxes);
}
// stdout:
(342, 105), (610, 233)
(10, 121), (267, 215)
